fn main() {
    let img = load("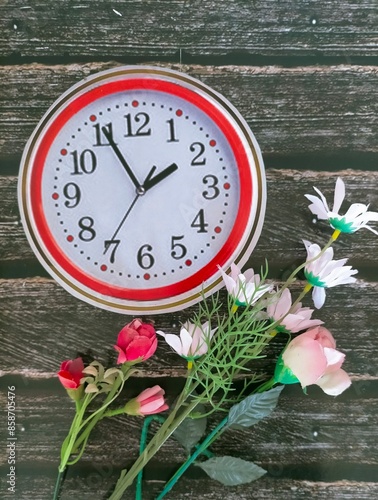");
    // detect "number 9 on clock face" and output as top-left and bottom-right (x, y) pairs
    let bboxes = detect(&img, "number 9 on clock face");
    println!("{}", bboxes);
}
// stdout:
(18, 66), (266, 314)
